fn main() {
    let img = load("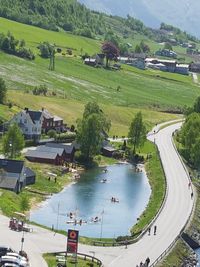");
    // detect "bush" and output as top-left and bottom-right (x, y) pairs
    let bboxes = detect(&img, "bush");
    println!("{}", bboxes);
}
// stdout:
(47, 129), (57, 138)
(25, 139), (35, 147)
(56, 132), (76, 142)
